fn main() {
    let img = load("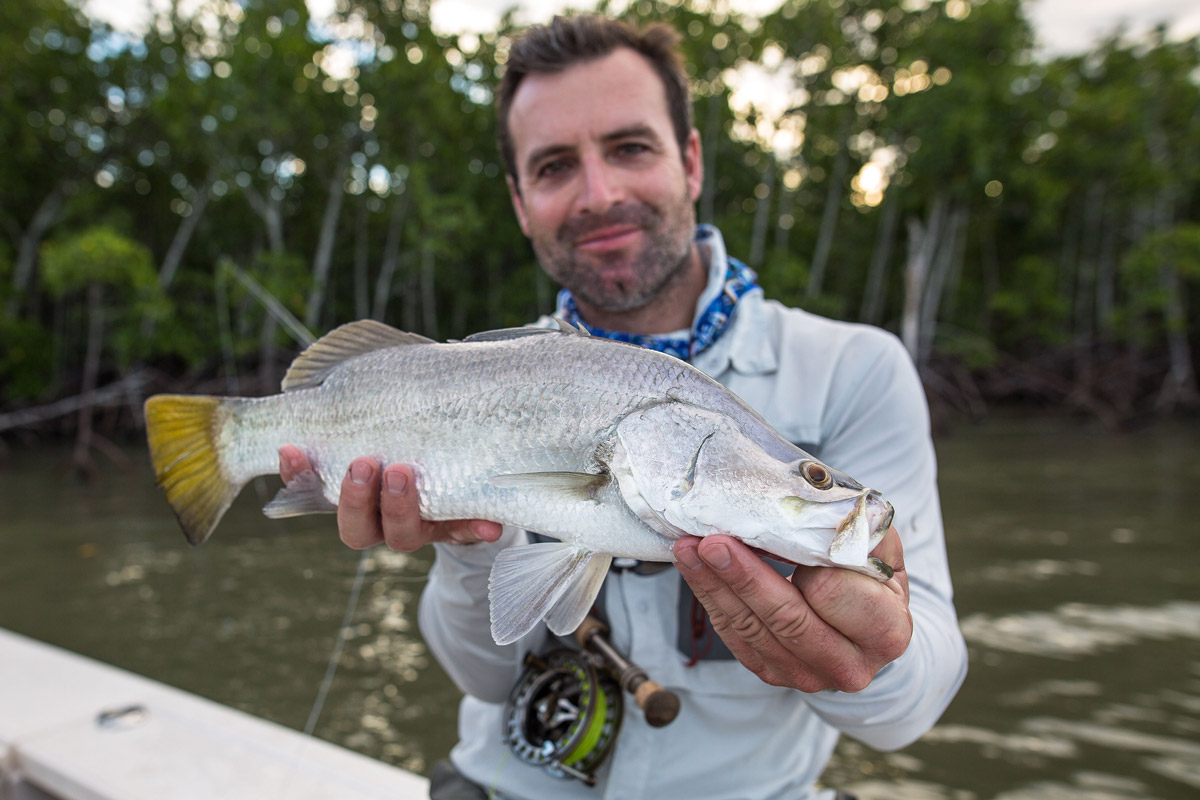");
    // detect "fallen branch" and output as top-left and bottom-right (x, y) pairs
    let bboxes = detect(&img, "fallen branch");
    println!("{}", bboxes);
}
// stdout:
(0, 370), (151, 433)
